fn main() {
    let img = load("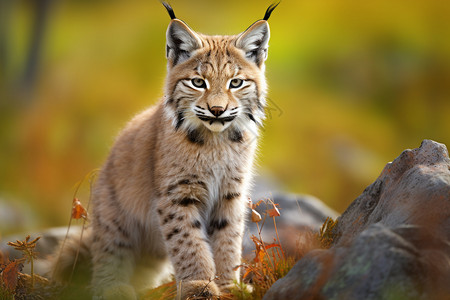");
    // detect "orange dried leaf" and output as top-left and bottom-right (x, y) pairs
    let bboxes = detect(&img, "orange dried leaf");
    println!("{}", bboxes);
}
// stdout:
(72, 198), (88, 220)
(253, 247), (264, 263)
(267, 207), (280, 217)
(29, 236), (41, 246)
(242, 267), (253, 280)
(267, 202), (281, 217)
(251, 235), (264, 263)
(251, 209), (262, 223)
(264, 243), (281, 250)
(251, 235), (261, 251)
(255, 199), (264, 207)
(2, 260), (22, 291)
